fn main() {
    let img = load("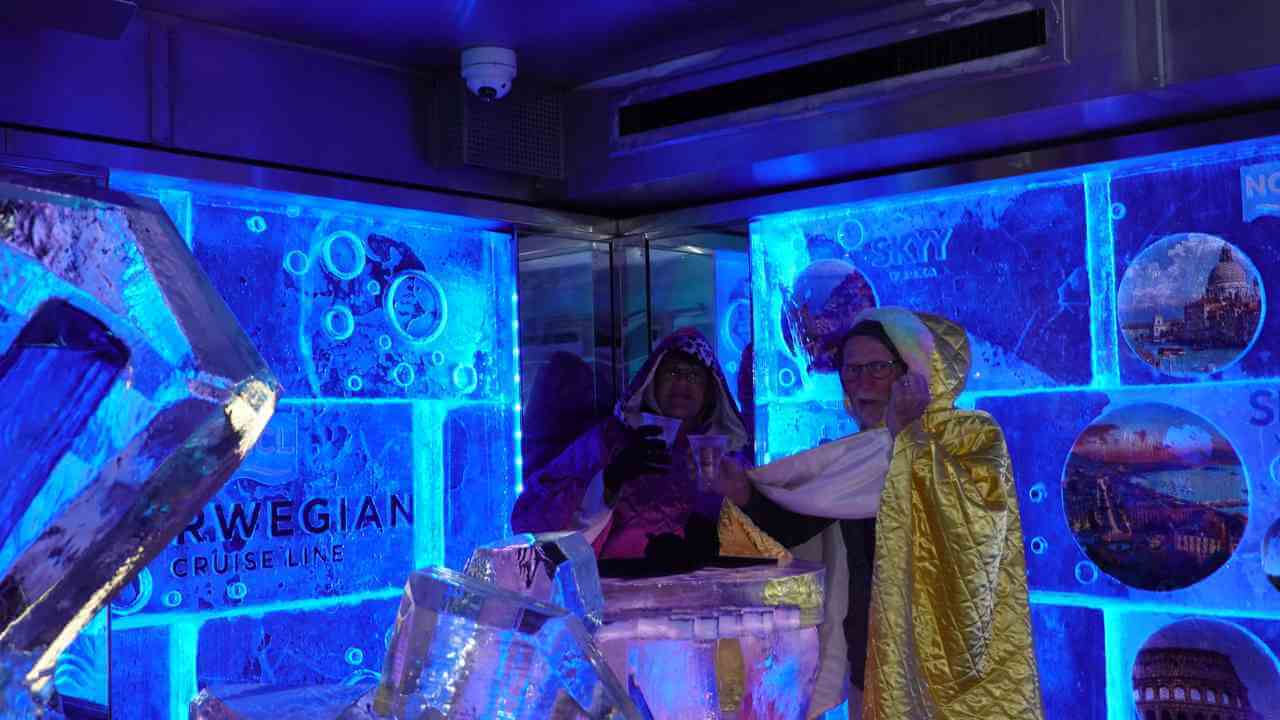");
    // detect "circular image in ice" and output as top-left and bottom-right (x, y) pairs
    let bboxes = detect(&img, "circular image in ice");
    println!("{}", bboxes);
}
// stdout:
(721, 298), (751, 356)
(1265, 518), (1280, 592)
(782, 259), (877, 371)
(1132, 619), (1280, 719)
(385, 270), (447, 344)
(1118, 233), (1264, 377)
(1062, 403), (1248, 591)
